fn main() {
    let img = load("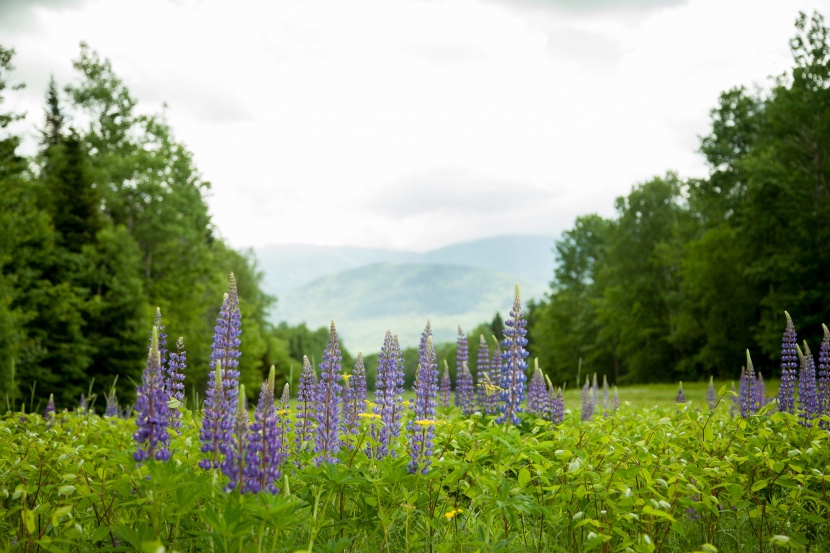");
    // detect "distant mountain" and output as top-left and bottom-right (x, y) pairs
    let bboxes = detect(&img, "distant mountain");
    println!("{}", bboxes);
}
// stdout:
(273, 263), (549, 355)
(255, 235), (555, 298)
